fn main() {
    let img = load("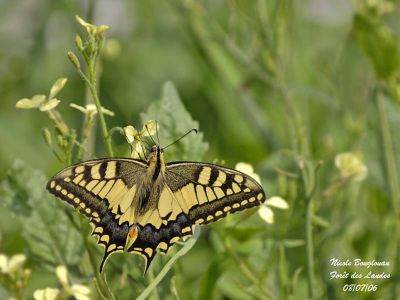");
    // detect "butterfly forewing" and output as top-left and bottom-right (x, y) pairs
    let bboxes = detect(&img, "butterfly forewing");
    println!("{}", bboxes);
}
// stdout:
(166, 162), (265, 225)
